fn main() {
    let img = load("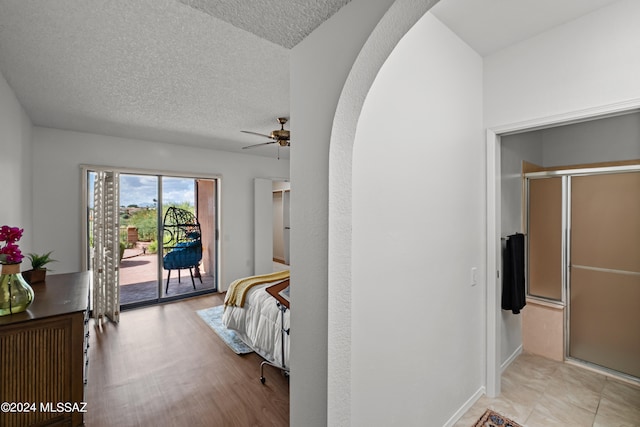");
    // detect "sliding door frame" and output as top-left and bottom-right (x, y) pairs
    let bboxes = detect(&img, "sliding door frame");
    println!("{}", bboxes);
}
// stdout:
(80, 165), (222, 306)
